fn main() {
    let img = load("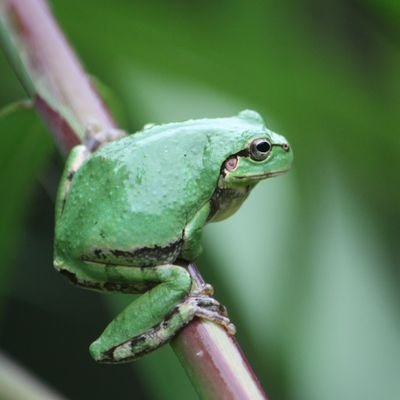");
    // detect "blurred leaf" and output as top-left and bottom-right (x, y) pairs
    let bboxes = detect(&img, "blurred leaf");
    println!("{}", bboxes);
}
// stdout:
(116, 66), (245, 124)
(287, 166), (400, 400)
(366, 0), (400, 21)
(0, 102), (52, 312)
